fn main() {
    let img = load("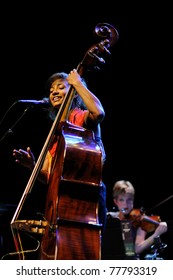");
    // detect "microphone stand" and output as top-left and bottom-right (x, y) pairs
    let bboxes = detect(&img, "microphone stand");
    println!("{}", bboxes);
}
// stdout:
(0, 107), (31, 144)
